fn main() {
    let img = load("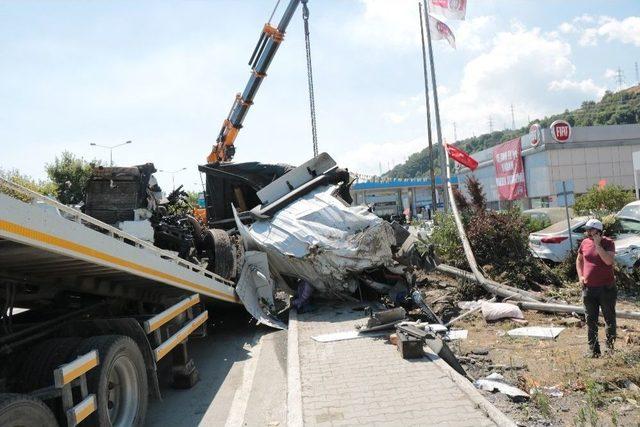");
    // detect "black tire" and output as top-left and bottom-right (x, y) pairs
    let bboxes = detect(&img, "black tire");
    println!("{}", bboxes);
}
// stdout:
(205, 228), (234, 279)
(0, 393), (58, 427)
(17, 337), (84, 392)
(16, 337), (83, 423)
(74, 335), (148, 427)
